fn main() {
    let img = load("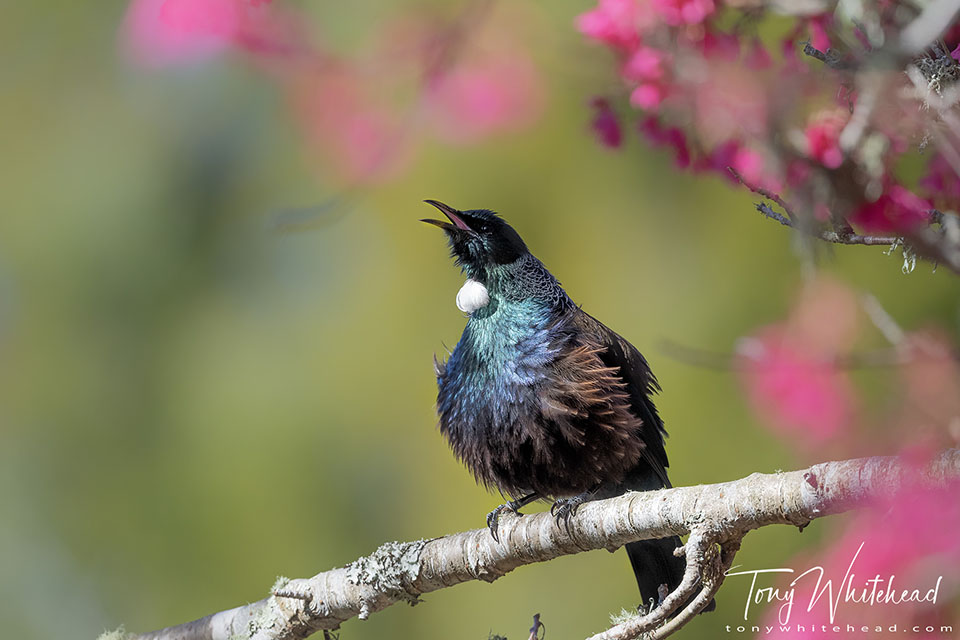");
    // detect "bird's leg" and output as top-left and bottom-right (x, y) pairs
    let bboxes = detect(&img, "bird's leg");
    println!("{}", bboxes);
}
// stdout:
(486, 493), (539, 543)
(550, 487), (599, 533)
